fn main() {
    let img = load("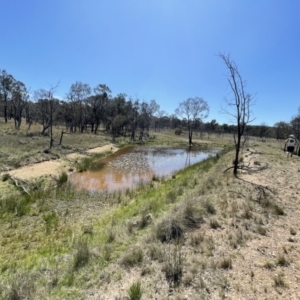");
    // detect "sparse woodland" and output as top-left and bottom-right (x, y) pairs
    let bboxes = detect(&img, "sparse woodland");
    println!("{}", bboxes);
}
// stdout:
(1, 69), (300, 149)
